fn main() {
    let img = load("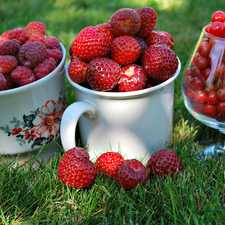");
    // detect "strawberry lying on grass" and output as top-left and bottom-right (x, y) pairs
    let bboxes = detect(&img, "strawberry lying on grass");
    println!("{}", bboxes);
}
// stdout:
(68, 6), (179, 92)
